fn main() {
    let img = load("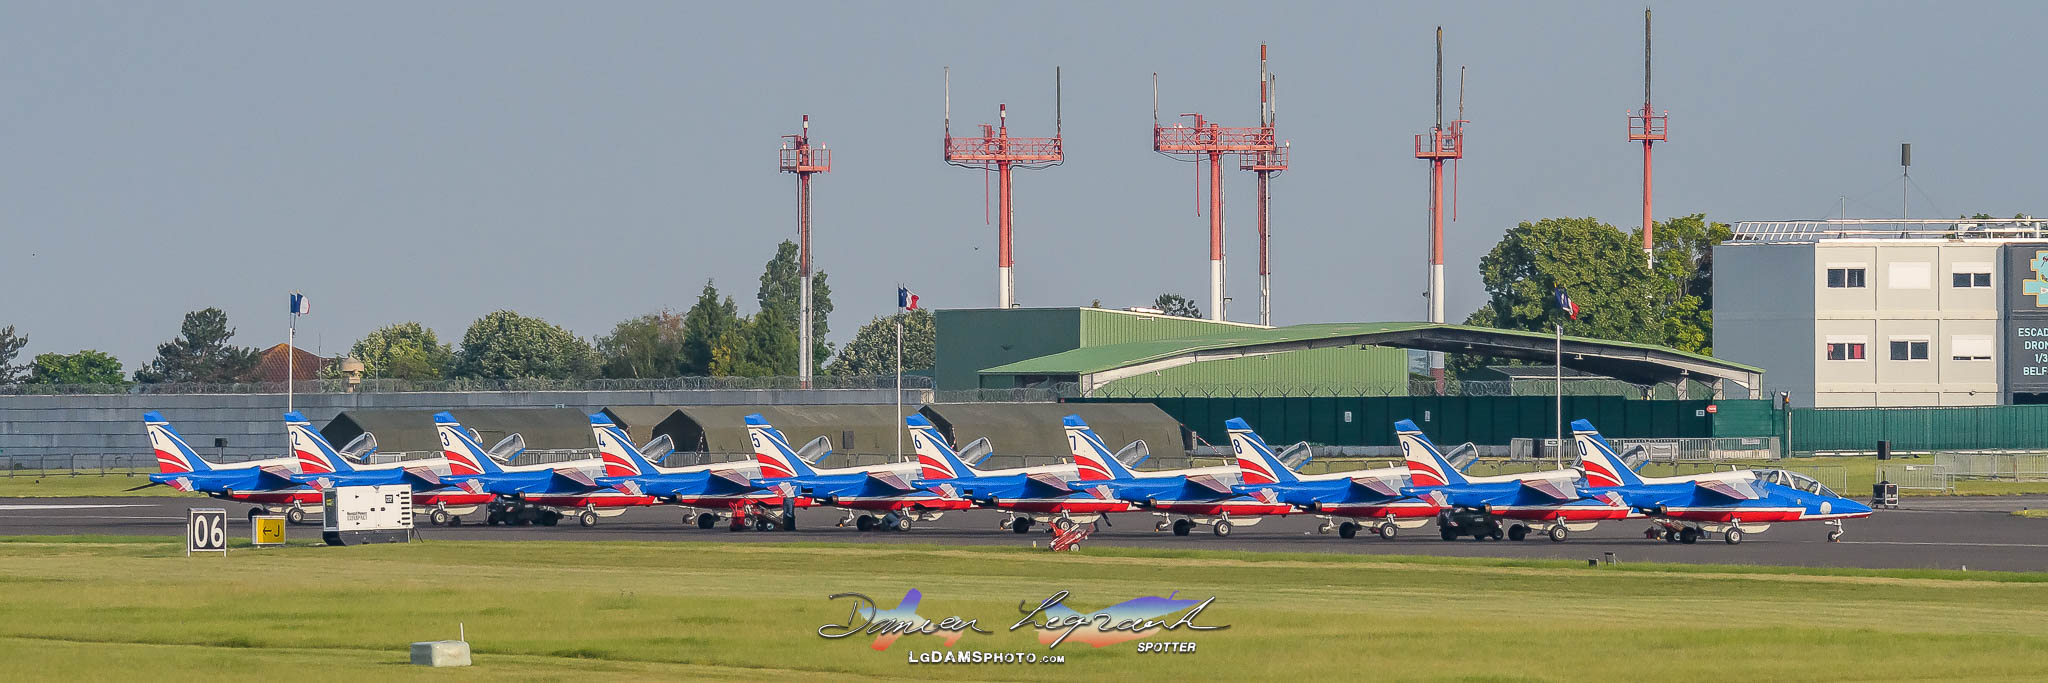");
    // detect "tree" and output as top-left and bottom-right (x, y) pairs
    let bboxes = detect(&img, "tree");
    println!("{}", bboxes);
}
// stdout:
(0, 326), (26, 384)
(1152, 293), (1202, 319)
(598, 310), (687, 379)
(1455, 214), (1732, 379)
(680, 281), (740, 375)
(710, 301), (801, 377)
(341, 322), (454, 380)
(453, 311), (599, 380)
(756, 240), (834, 370)
(27, 350), (125, 385)
(827, 309), (936, 376)
(134, 308), (261, 383)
